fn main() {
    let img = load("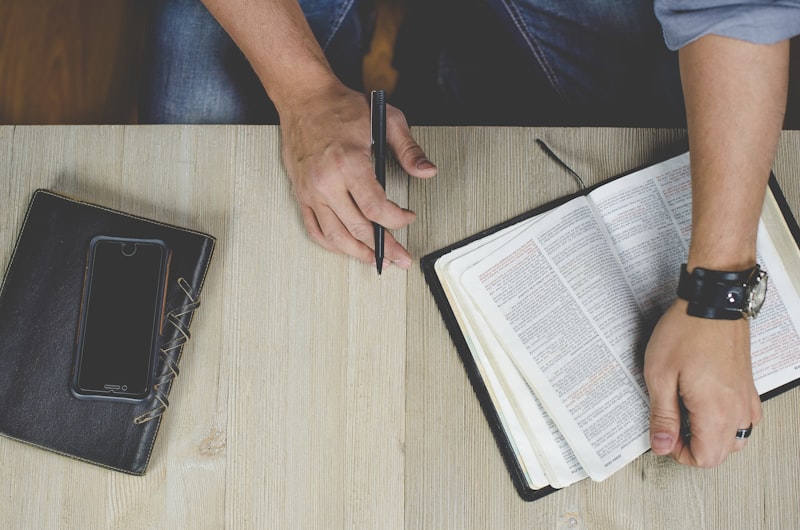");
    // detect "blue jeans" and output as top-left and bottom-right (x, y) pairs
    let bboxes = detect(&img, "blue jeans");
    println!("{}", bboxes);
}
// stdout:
(139, 0), (684, 126)
(483, 0), (684, 125)
(139, 0), (366, 124)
